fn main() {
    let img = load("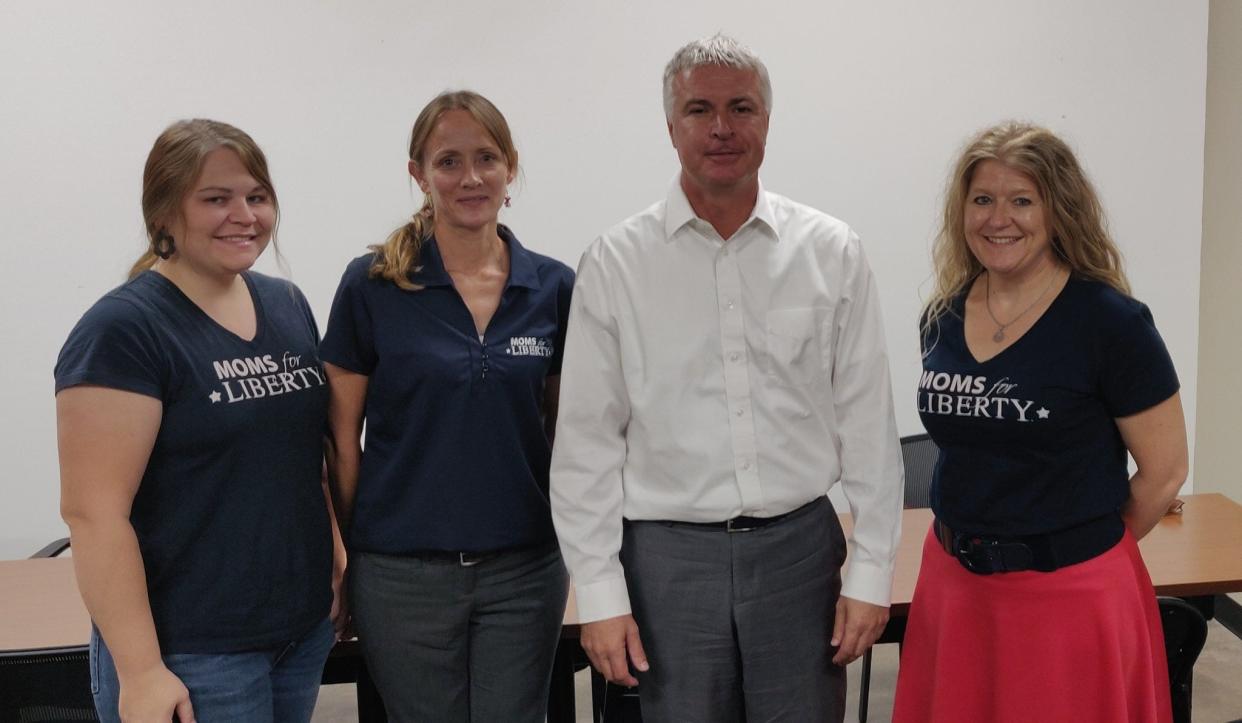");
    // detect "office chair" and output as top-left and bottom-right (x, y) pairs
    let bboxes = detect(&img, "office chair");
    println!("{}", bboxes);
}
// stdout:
(857, 433), (939, 723)
(0, 538), (98, 723)
(1158, 596), (1208, 723)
